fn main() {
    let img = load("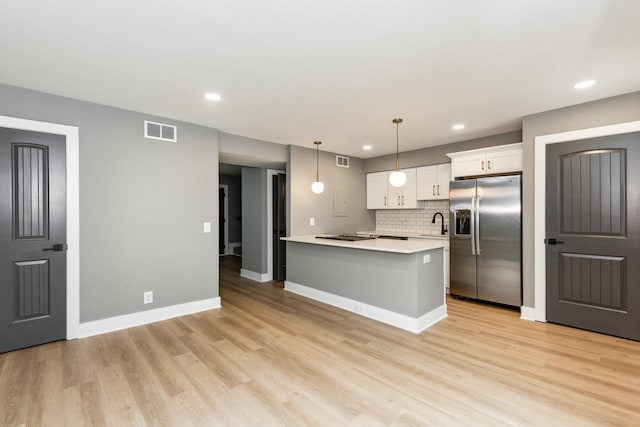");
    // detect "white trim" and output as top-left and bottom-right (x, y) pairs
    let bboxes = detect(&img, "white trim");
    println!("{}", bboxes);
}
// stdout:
(78, 297), (221, 338)
(0, 115), (80, 340)
(267, 169), (286, 281)
(240, 268), (270, 283)
(533, 120), (640, 322)
(284, 280), (447, 334)
(219, 184), (229, 254)
(520, 306), (537, 321)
